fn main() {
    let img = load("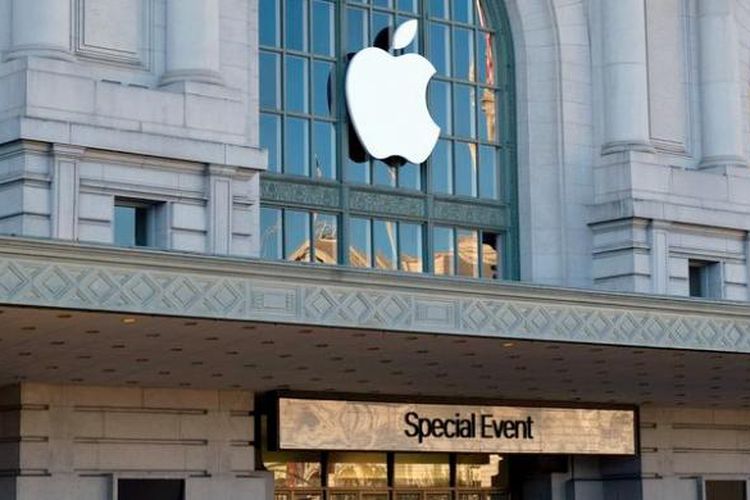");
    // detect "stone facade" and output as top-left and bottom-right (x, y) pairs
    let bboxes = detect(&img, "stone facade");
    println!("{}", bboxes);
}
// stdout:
(0, 1), (749, 499)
